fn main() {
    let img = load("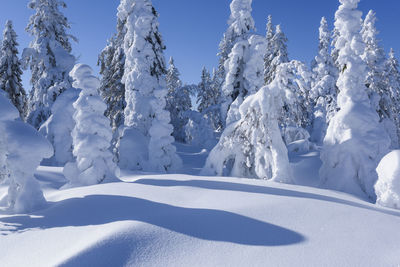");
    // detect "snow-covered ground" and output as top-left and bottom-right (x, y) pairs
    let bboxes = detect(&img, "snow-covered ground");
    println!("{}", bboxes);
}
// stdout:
(0, 144), (399, 267)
